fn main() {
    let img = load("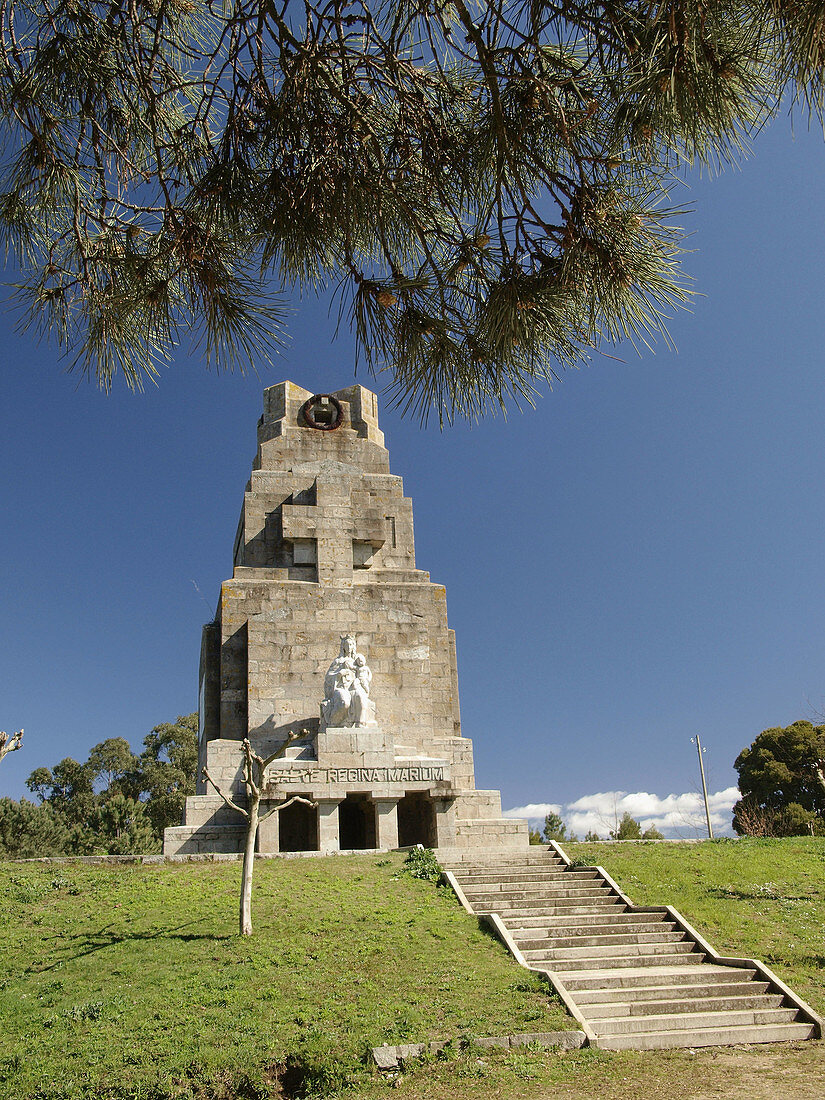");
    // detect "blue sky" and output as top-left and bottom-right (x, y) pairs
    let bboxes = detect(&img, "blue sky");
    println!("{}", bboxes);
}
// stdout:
(1, 117), (823, 838)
